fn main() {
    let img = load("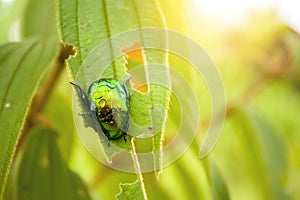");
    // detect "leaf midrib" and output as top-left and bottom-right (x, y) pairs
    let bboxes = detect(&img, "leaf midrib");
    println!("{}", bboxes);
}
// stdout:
(101, 0), (117, 79)
(74, 0), (82, 70)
